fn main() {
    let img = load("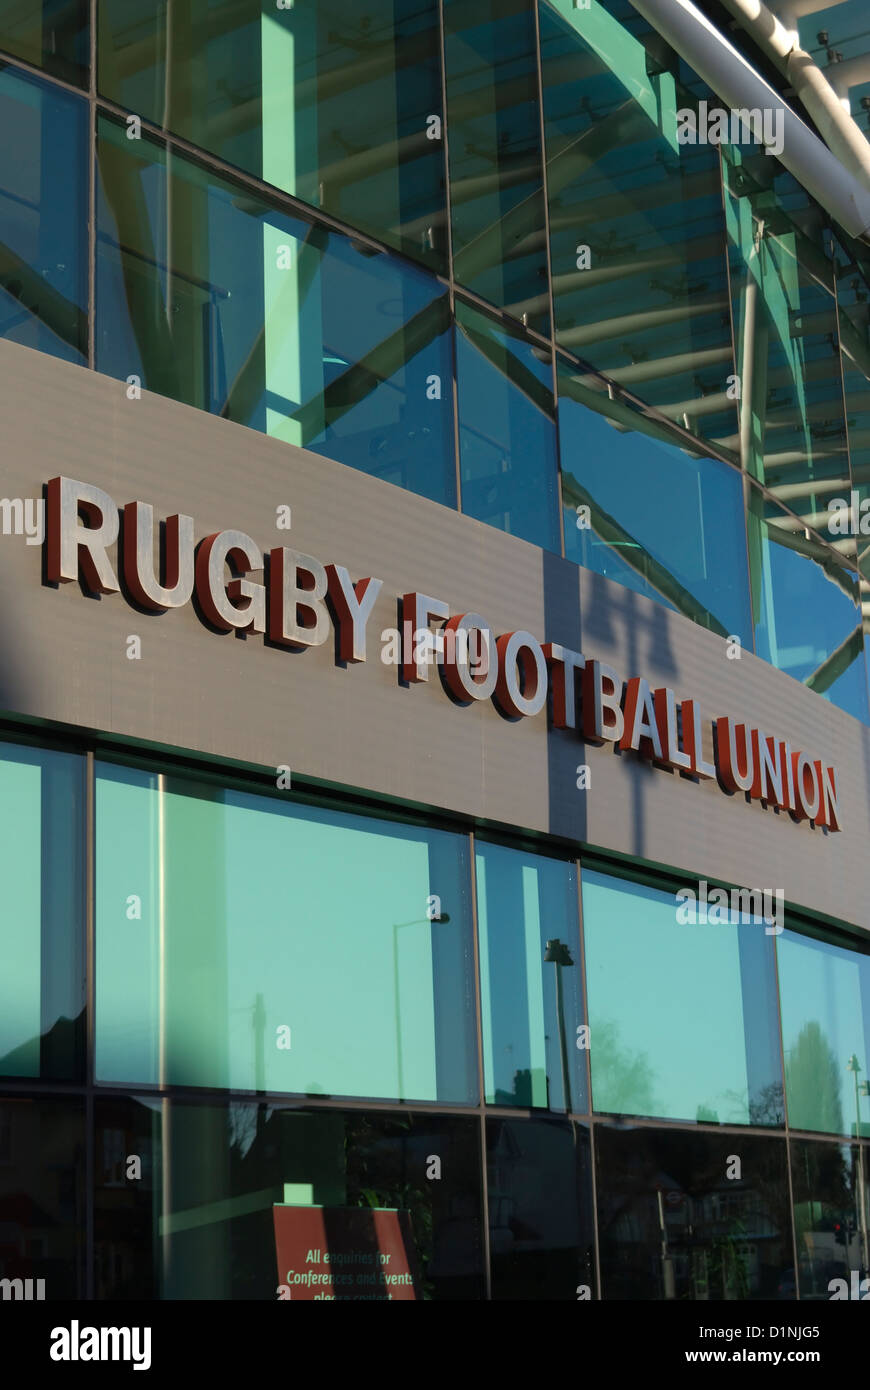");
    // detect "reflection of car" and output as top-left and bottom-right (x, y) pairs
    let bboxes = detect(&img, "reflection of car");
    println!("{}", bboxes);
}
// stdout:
(777, 1267), (796, 1299)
